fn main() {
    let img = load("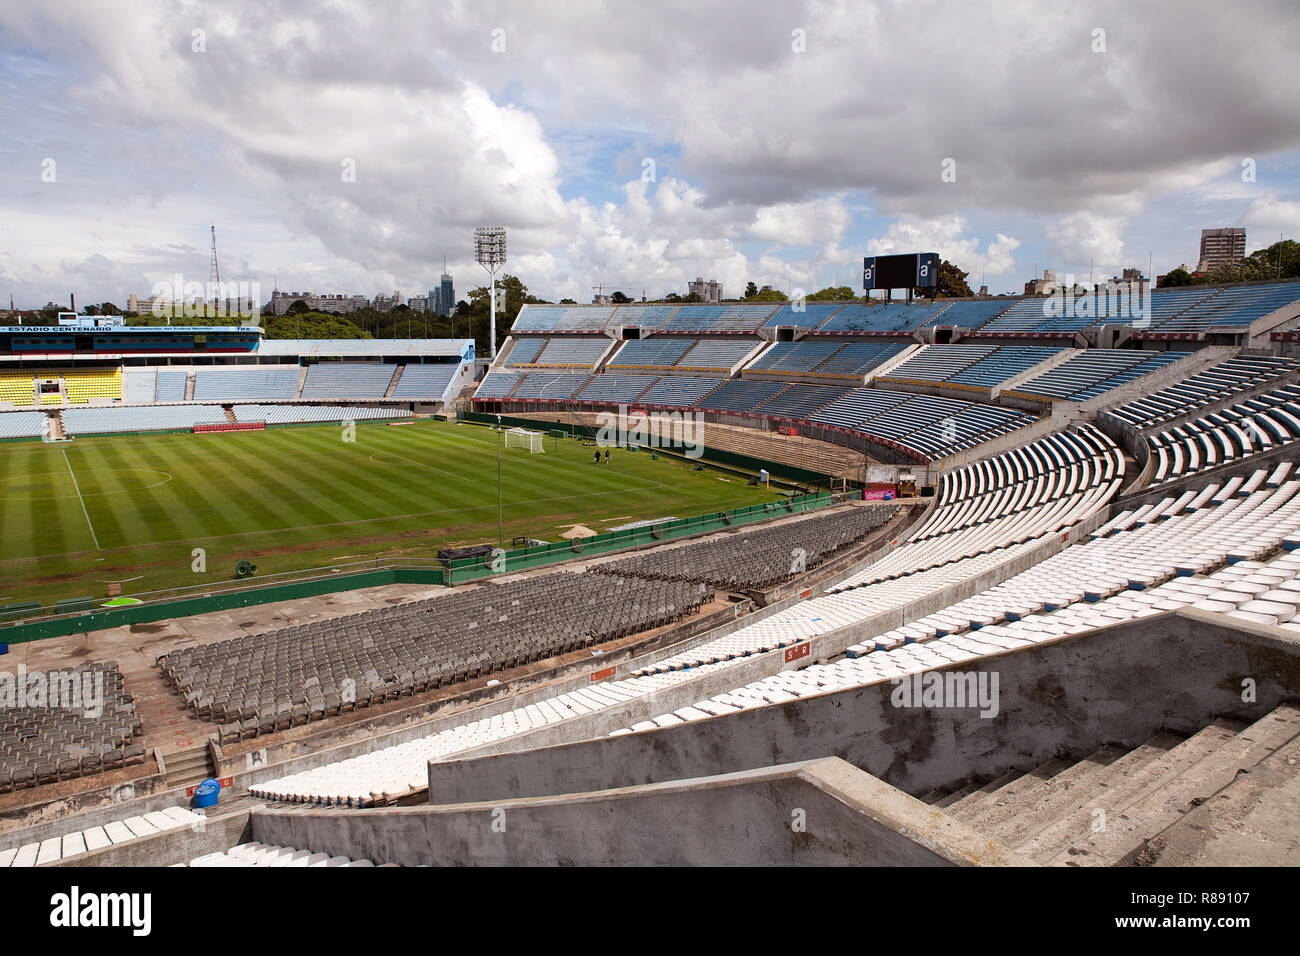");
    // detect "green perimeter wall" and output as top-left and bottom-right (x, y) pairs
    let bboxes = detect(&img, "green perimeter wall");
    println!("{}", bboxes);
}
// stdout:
(0, 489), (846, 646)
